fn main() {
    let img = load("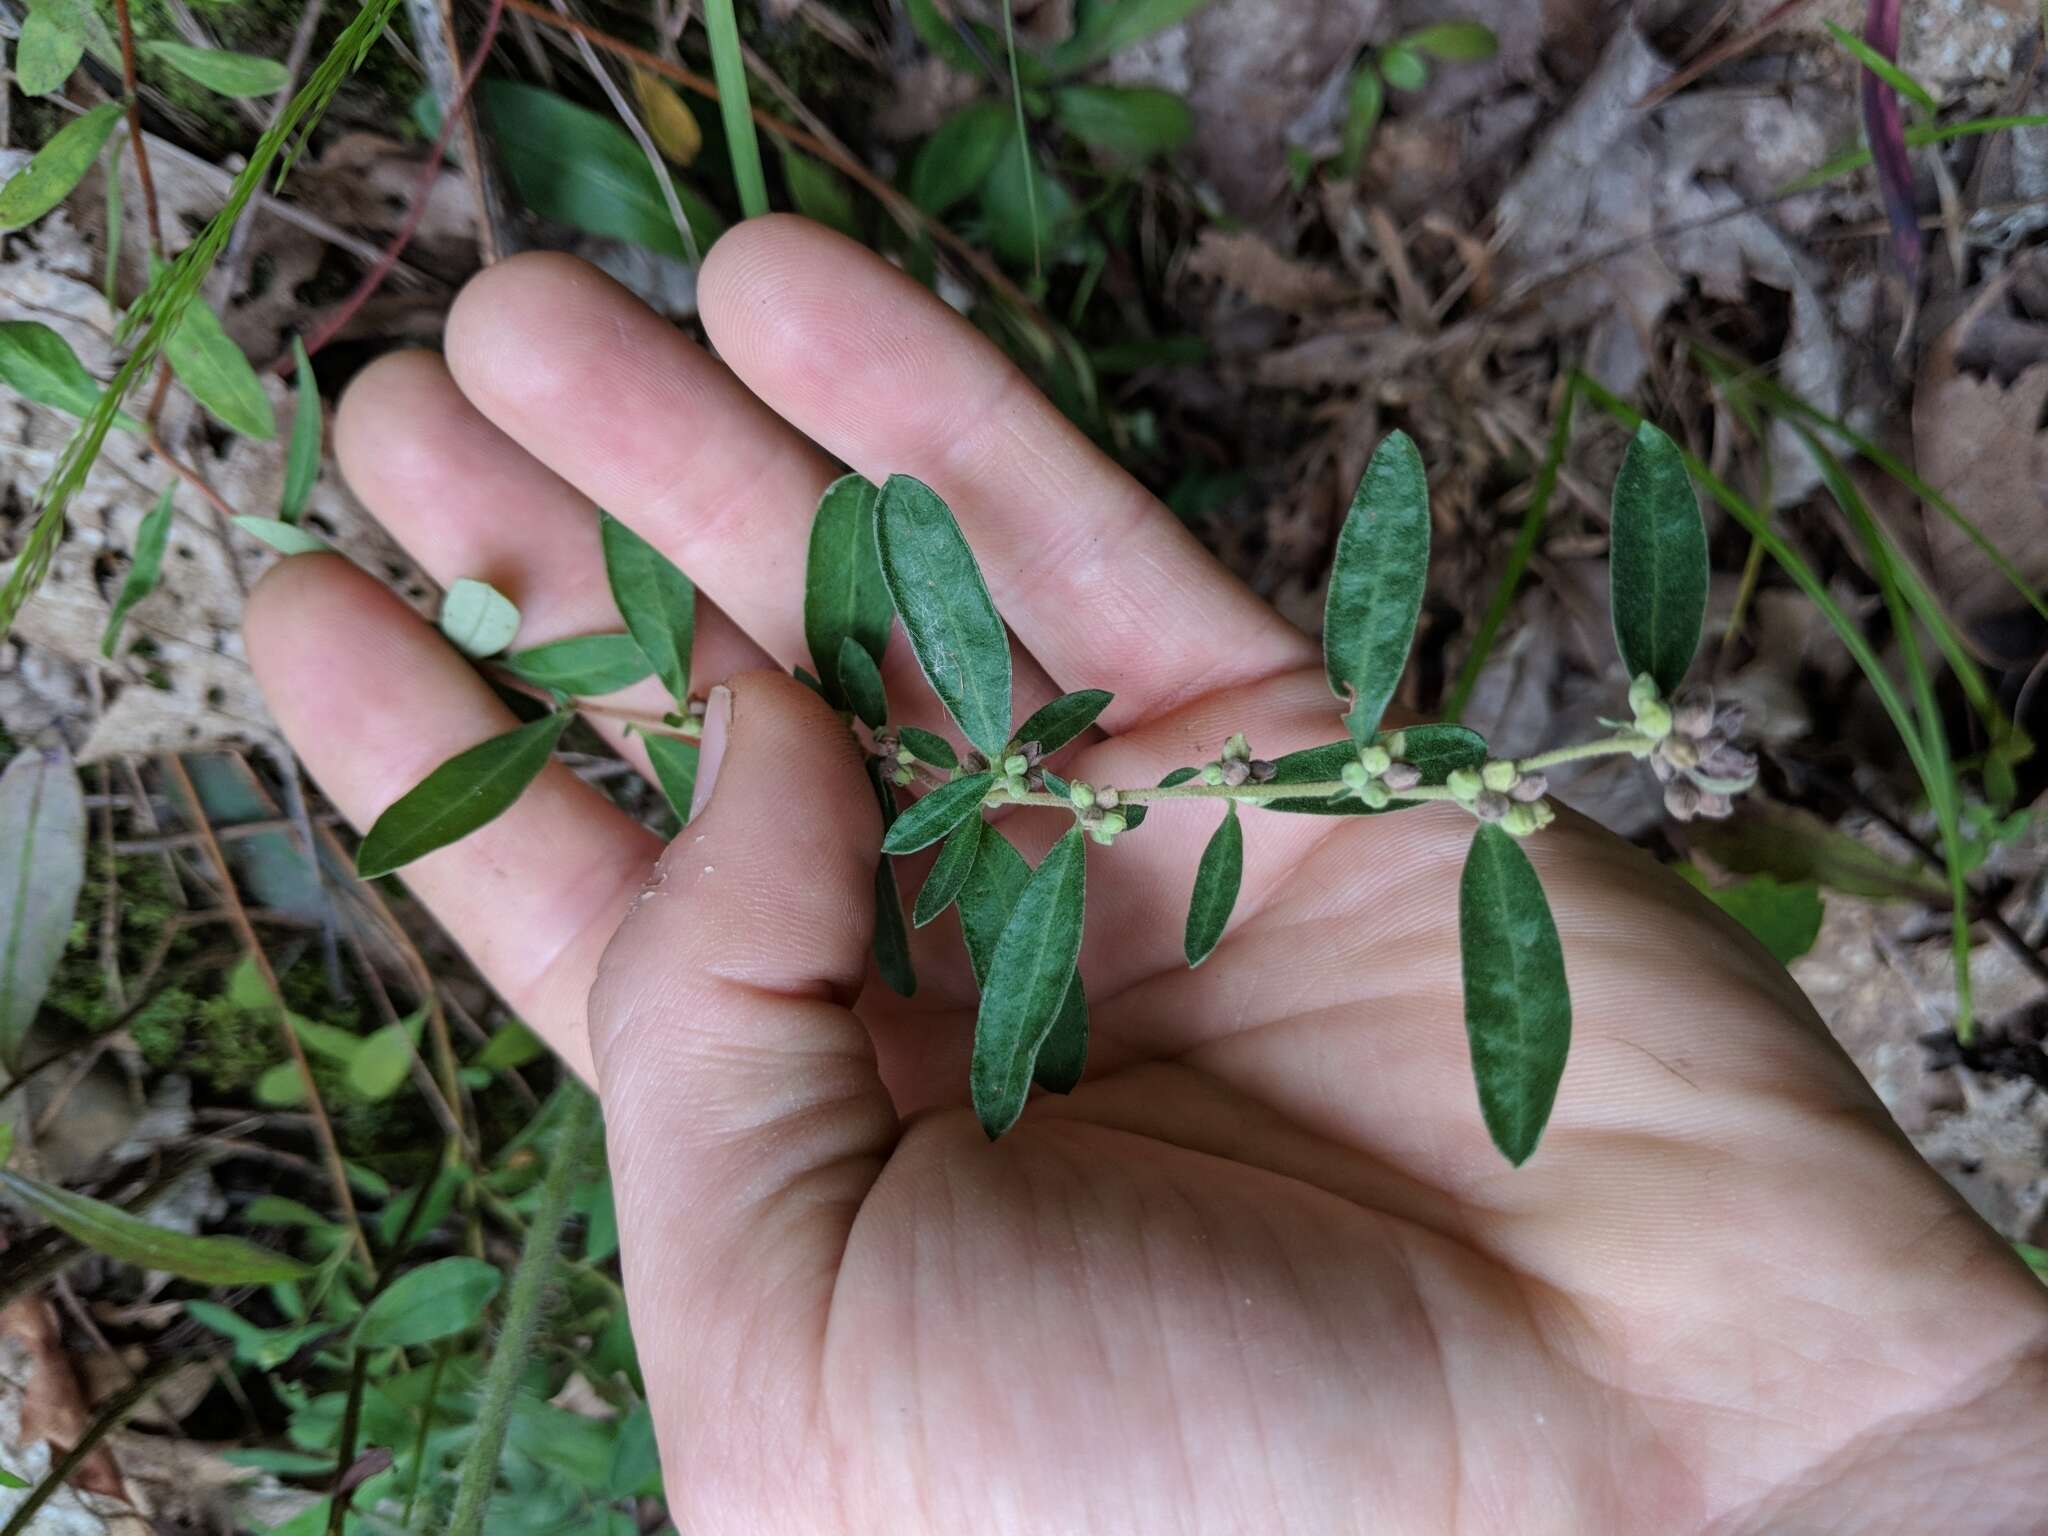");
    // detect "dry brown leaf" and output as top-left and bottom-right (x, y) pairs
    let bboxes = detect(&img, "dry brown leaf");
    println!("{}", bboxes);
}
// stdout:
(1186, 230), (1353, 313)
